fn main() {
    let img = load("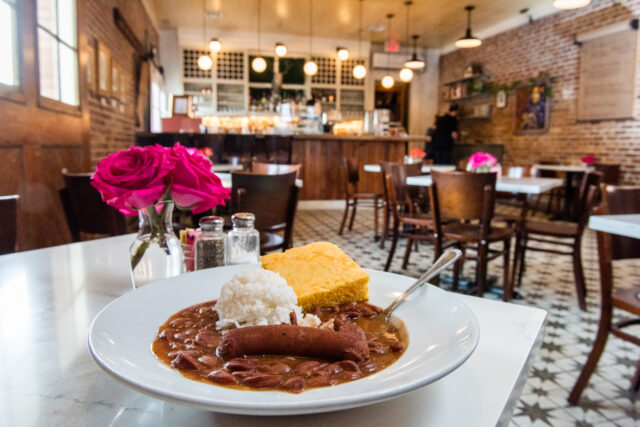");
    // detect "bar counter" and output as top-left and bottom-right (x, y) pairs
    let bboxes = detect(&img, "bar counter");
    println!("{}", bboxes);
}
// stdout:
(136, 132), (427, 200)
